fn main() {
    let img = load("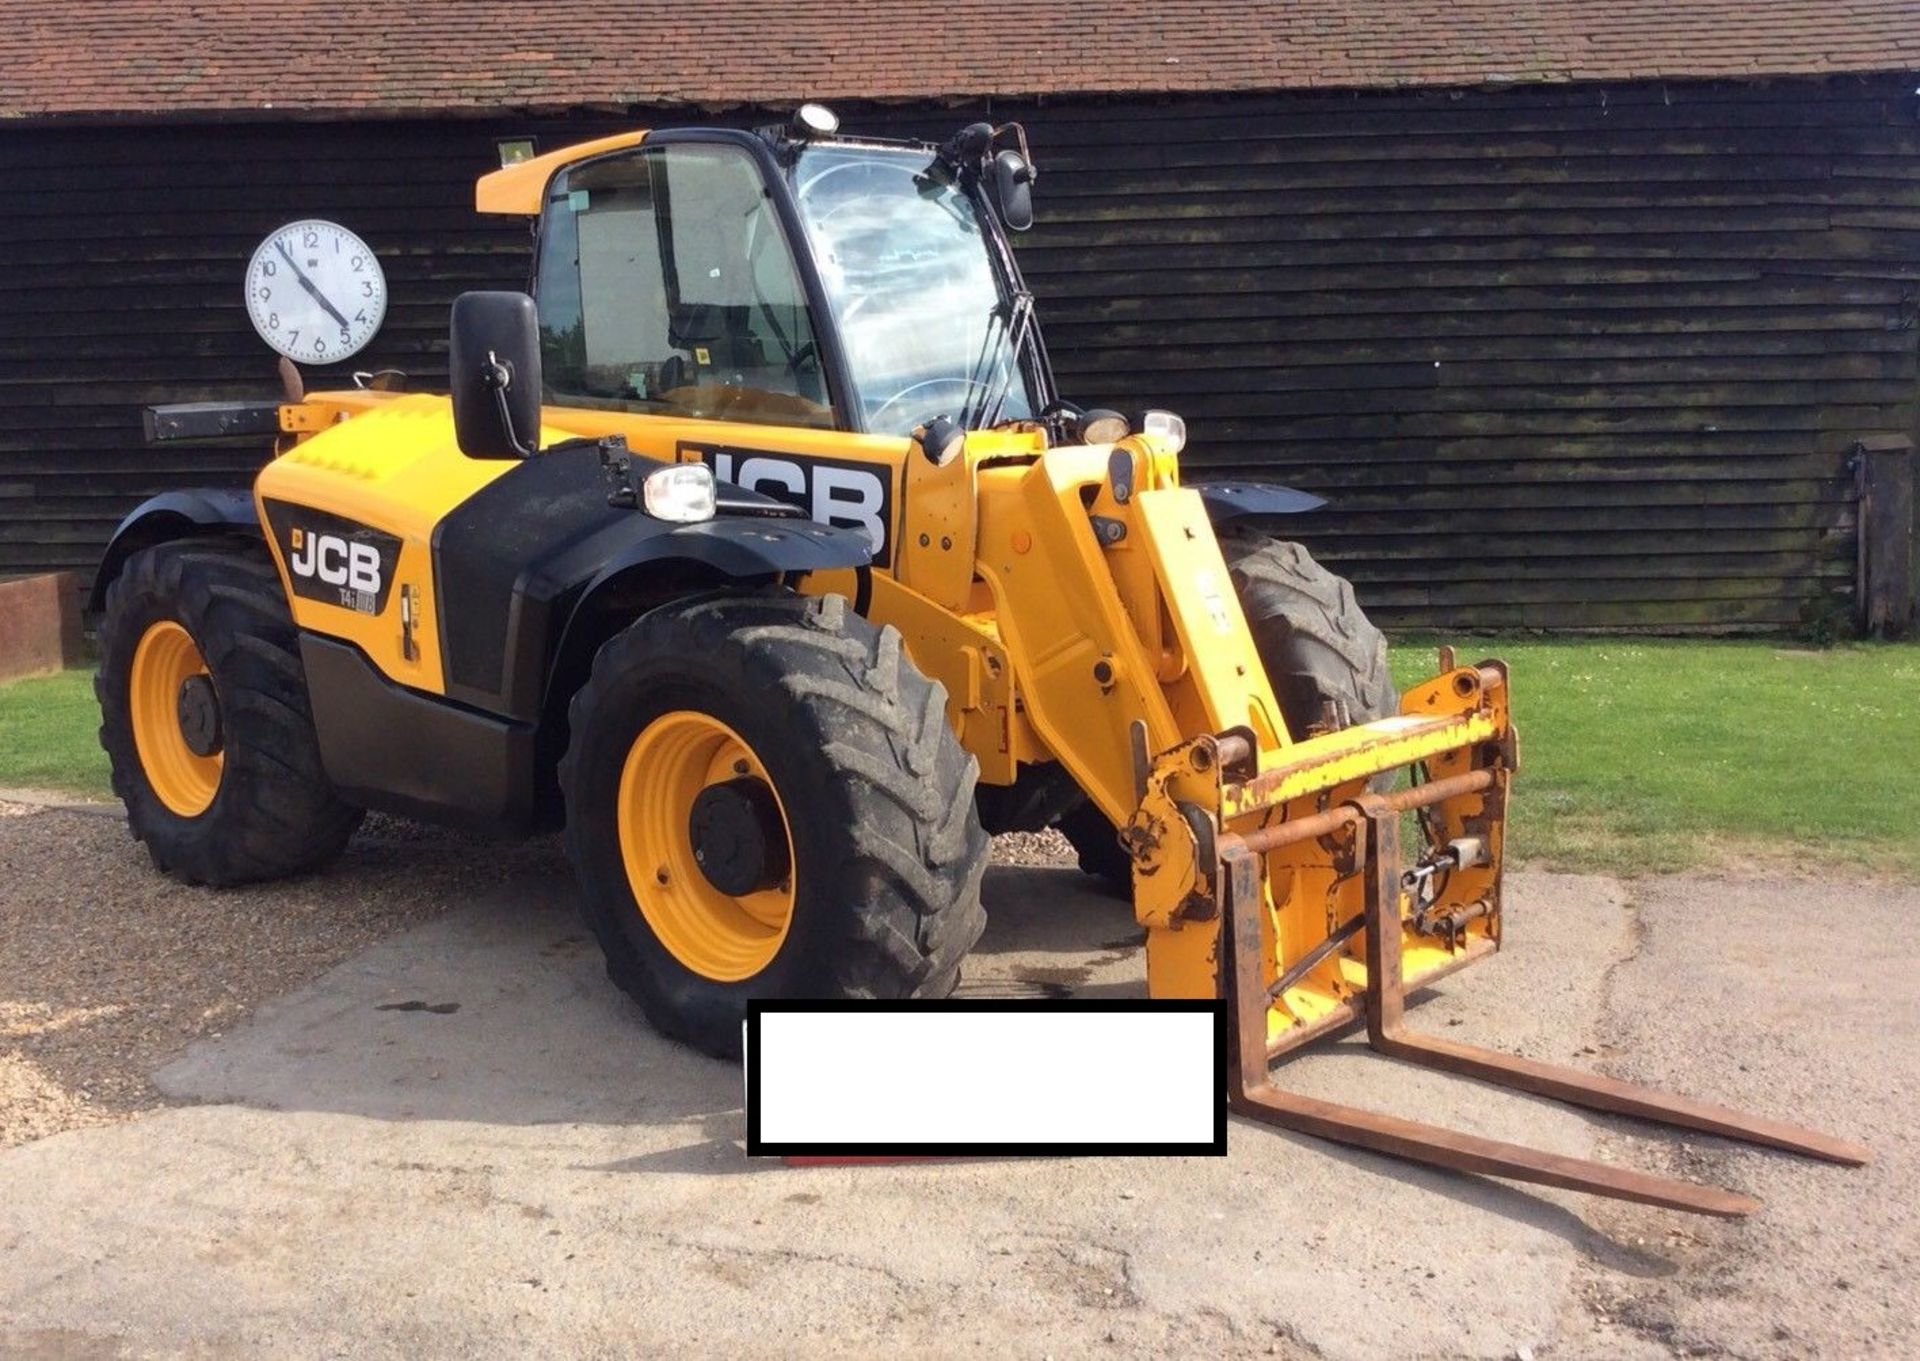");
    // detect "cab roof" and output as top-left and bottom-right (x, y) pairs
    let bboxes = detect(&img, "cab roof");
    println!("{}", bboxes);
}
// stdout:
(474, 130), (649, 215)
